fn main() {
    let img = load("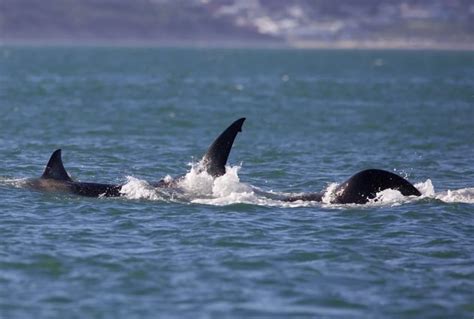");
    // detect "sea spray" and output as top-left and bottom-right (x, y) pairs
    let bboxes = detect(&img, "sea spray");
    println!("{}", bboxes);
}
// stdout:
(321, 183), (339, 204)
(178, 162), (215, 197)
(435, 187), (474, 204)
(415, 179), (435, 197)
(120, 176), (161, 200)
